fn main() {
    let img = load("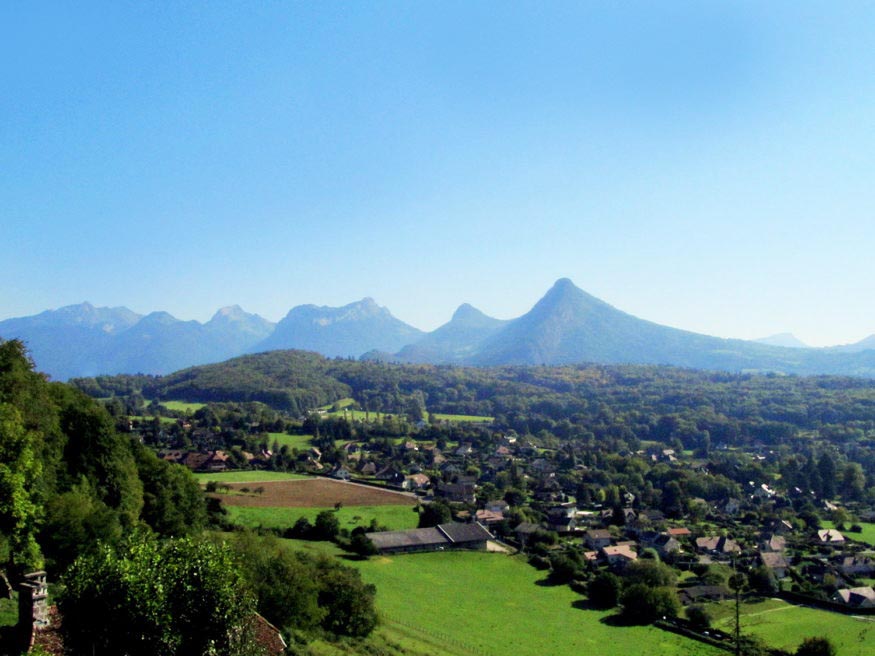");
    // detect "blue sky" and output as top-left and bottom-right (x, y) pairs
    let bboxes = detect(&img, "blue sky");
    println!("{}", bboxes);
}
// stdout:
(3, 2), (875, 346)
